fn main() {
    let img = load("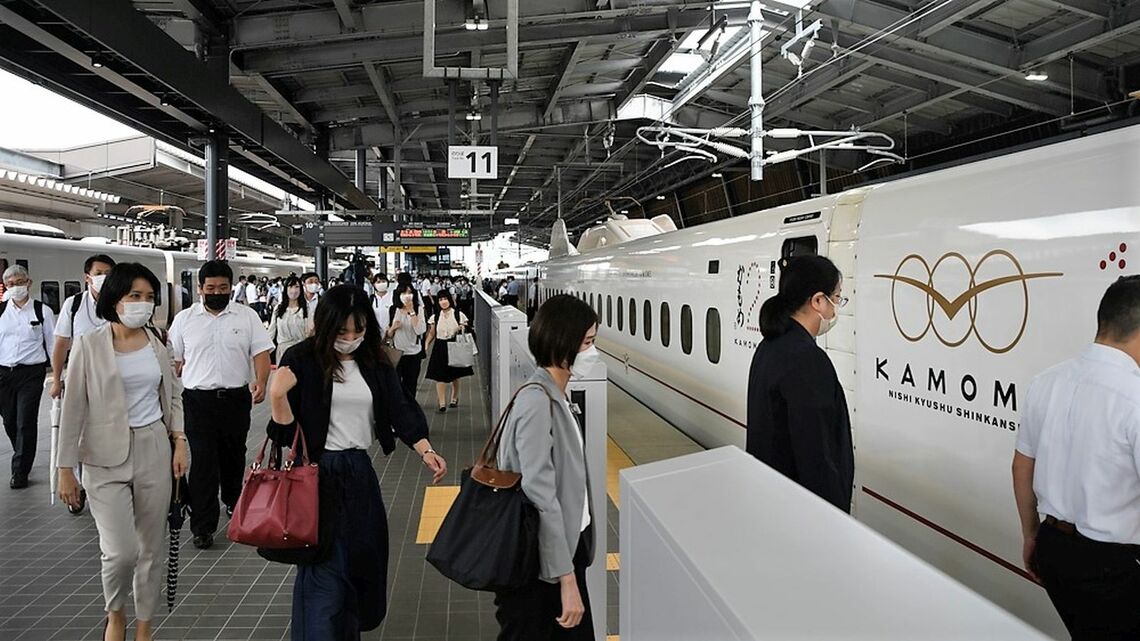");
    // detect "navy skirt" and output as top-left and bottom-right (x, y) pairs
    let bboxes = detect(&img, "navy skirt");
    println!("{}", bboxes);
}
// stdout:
(425, 337), (475, 383)
(292, 449), (389, 641)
